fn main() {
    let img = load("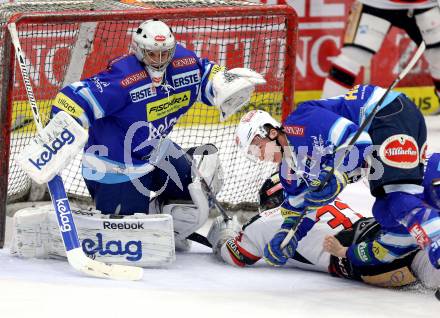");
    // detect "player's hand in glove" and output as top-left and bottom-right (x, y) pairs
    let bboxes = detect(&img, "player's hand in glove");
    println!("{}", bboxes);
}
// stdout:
(263, 216), (299, 266)
(207, 215), (241, 256)
(305, 167), (348, 208)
